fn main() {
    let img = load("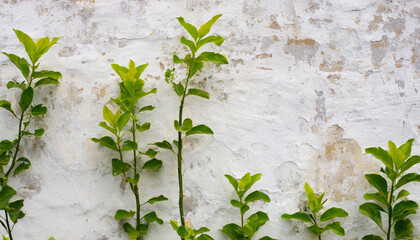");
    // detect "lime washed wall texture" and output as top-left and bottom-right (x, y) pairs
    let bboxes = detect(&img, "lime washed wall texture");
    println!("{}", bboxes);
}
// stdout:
(0, 0), (419, 239)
